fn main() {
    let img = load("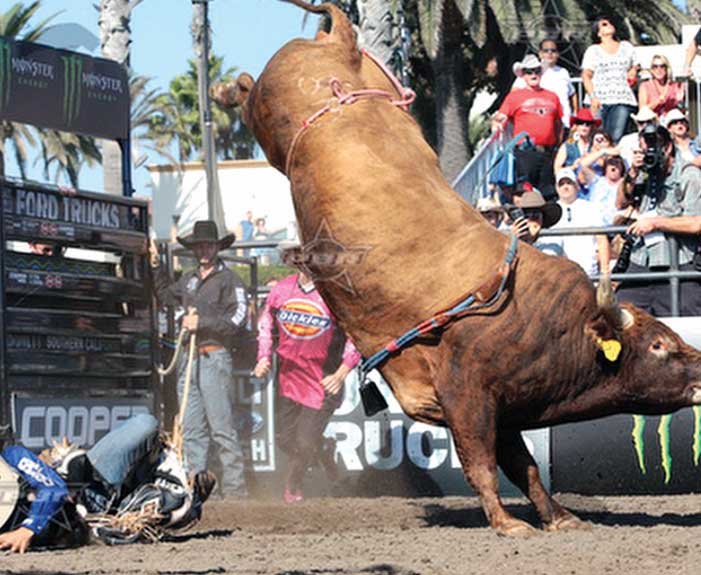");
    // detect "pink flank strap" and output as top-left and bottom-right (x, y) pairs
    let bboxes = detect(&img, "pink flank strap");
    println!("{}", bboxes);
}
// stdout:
(285, 51), (416, 176)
